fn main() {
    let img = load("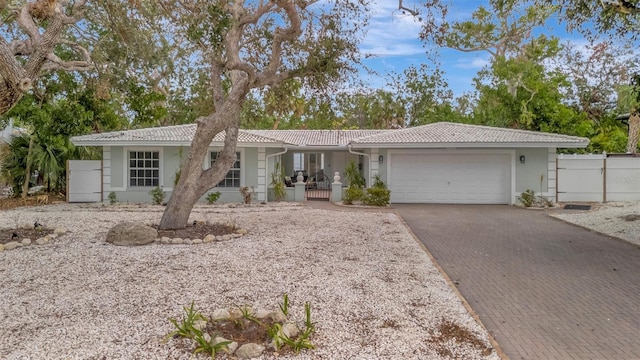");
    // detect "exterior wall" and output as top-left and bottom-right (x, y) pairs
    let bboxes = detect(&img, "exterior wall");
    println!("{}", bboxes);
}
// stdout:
(376, 149), (389, 184)
(104, 145), (259, 204)
(514, 147), (553, 195)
